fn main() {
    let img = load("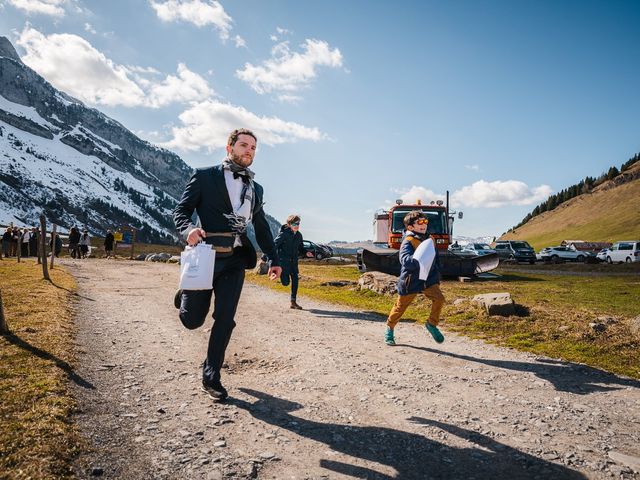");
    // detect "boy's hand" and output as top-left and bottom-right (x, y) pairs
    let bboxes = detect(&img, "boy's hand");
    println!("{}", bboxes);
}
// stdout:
(268, 266), (282, 280)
